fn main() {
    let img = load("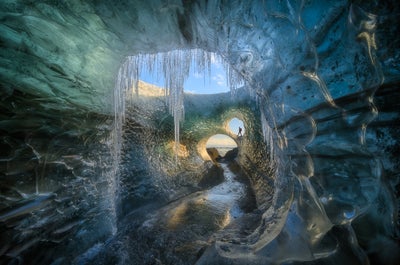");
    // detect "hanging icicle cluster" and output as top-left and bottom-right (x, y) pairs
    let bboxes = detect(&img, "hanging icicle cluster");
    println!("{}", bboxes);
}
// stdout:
(115, 49), (244, 152)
